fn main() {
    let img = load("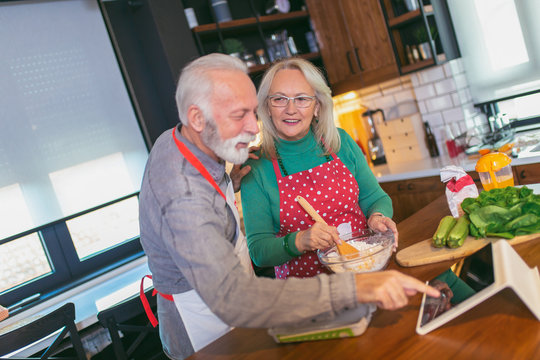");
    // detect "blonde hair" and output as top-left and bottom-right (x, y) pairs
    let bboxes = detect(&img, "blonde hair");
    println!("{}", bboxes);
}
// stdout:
(175, 53), (248, 125)
(257, 58), (340, 158)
